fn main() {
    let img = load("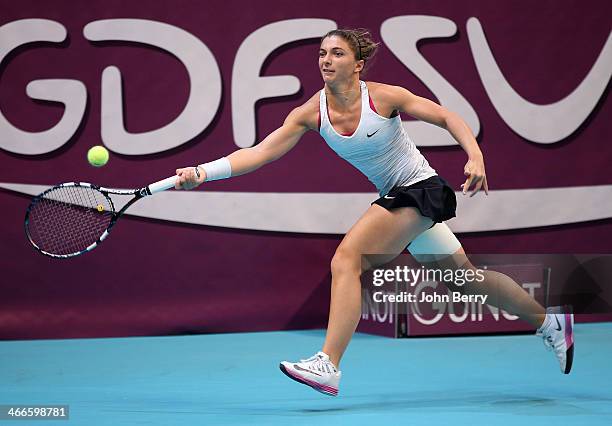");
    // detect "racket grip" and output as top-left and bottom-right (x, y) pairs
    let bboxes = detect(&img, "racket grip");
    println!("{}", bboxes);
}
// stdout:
(148, 175), (178, 194)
